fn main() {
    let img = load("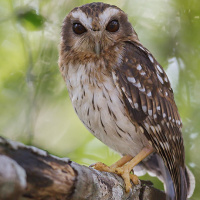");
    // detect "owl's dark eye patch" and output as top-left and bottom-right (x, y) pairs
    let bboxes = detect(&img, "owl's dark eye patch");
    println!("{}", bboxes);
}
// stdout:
(73, 23), (87, 34)
(106, 20), (119, 32)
